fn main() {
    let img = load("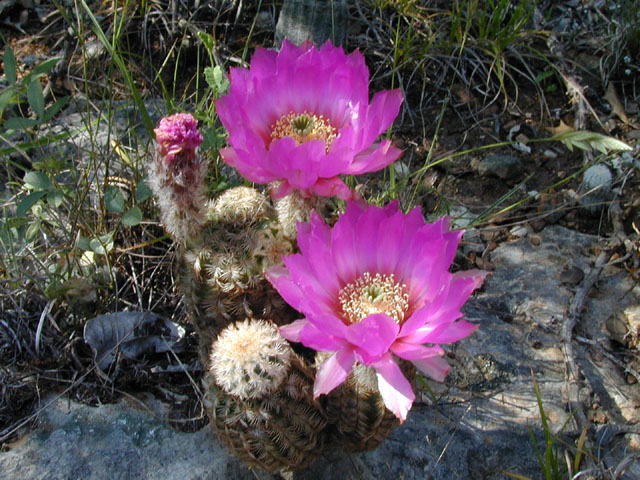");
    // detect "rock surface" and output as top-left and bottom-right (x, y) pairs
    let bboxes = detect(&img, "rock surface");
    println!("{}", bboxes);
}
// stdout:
(477, 154), (525, 180)
(2, 225), (640, 479)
